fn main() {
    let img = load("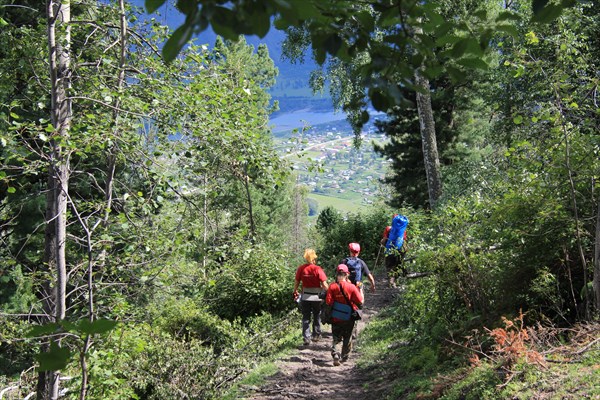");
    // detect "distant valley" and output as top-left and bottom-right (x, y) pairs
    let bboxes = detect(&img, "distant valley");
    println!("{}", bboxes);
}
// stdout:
(270, 105), (390, 215)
